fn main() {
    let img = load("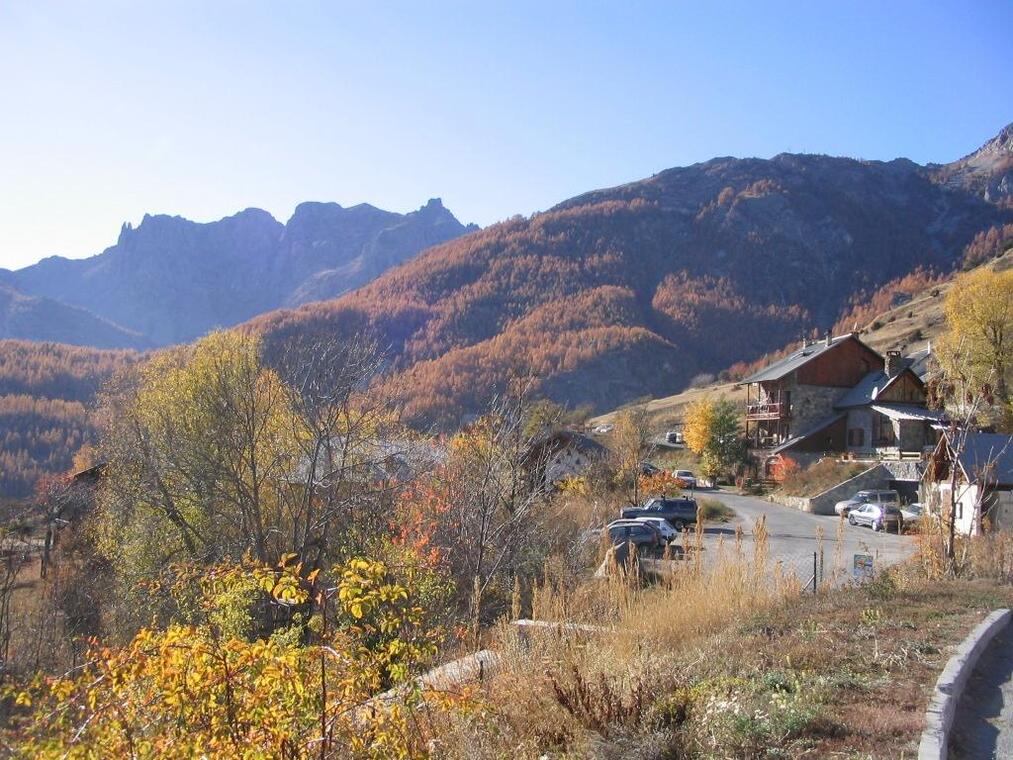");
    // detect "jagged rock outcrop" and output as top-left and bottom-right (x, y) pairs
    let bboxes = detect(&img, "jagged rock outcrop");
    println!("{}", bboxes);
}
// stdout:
(935, 122), (1013, 203)
(6, 199), (474, 346)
